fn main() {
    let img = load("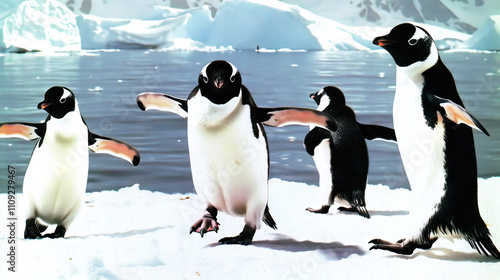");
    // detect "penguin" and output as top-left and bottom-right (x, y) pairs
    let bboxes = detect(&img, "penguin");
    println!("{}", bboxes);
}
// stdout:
(304, 86), (396, 218)
(368, 23), (499, 258)
(137, 60), (336, 245)
(0, 86), (140, 239)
